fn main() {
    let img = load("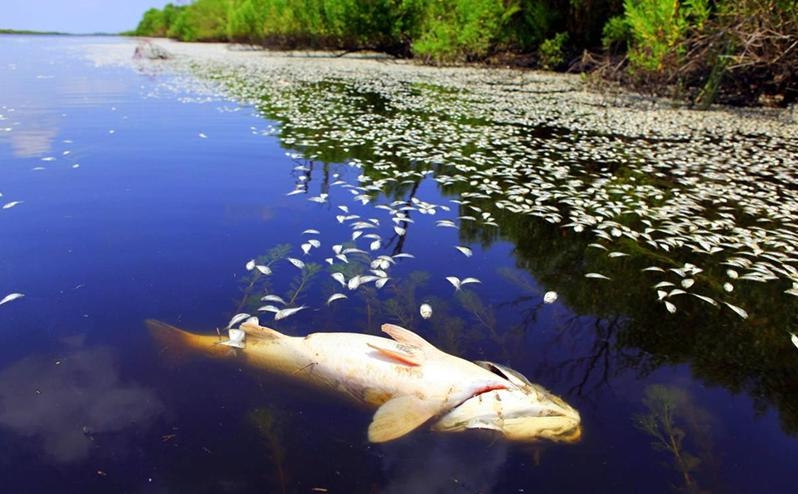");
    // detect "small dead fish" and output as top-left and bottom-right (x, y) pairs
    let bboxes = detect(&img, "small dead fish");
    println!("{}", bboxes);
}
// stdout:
(287, 258), (305, 269)
(446, 276), (481, 290)
(227, 313), (251, 328)
(0, 293), (24, 306)
(274, 306), (307, 320)
(419, 303), (433, 319)
(327, 293), (347, 305)
(454, 246), (473, 257)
